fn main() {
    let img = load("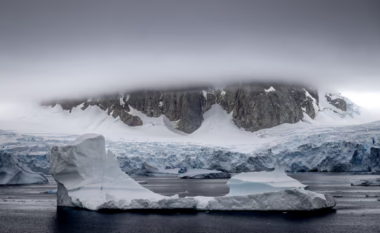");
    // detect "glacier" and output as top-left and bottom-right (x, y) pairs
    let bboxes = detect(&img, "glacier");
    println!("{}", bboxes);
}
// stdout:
(51, 134), (336, 211)
(0, 148), (48, 185)
(1, 120), (380, 177)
